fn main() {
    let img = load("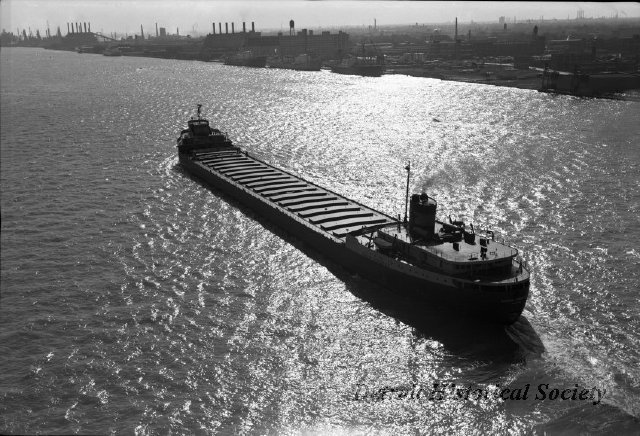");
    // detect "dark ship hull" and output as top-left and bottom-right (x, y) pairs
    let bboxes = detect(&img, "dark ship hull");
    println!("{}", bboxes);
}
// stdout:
(178, 148), (529, 324)
(331, 64), (384, 77)
(268, 62), (321, 72)
(267, 55), (322, 71)
(224, 56), (267, 68)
